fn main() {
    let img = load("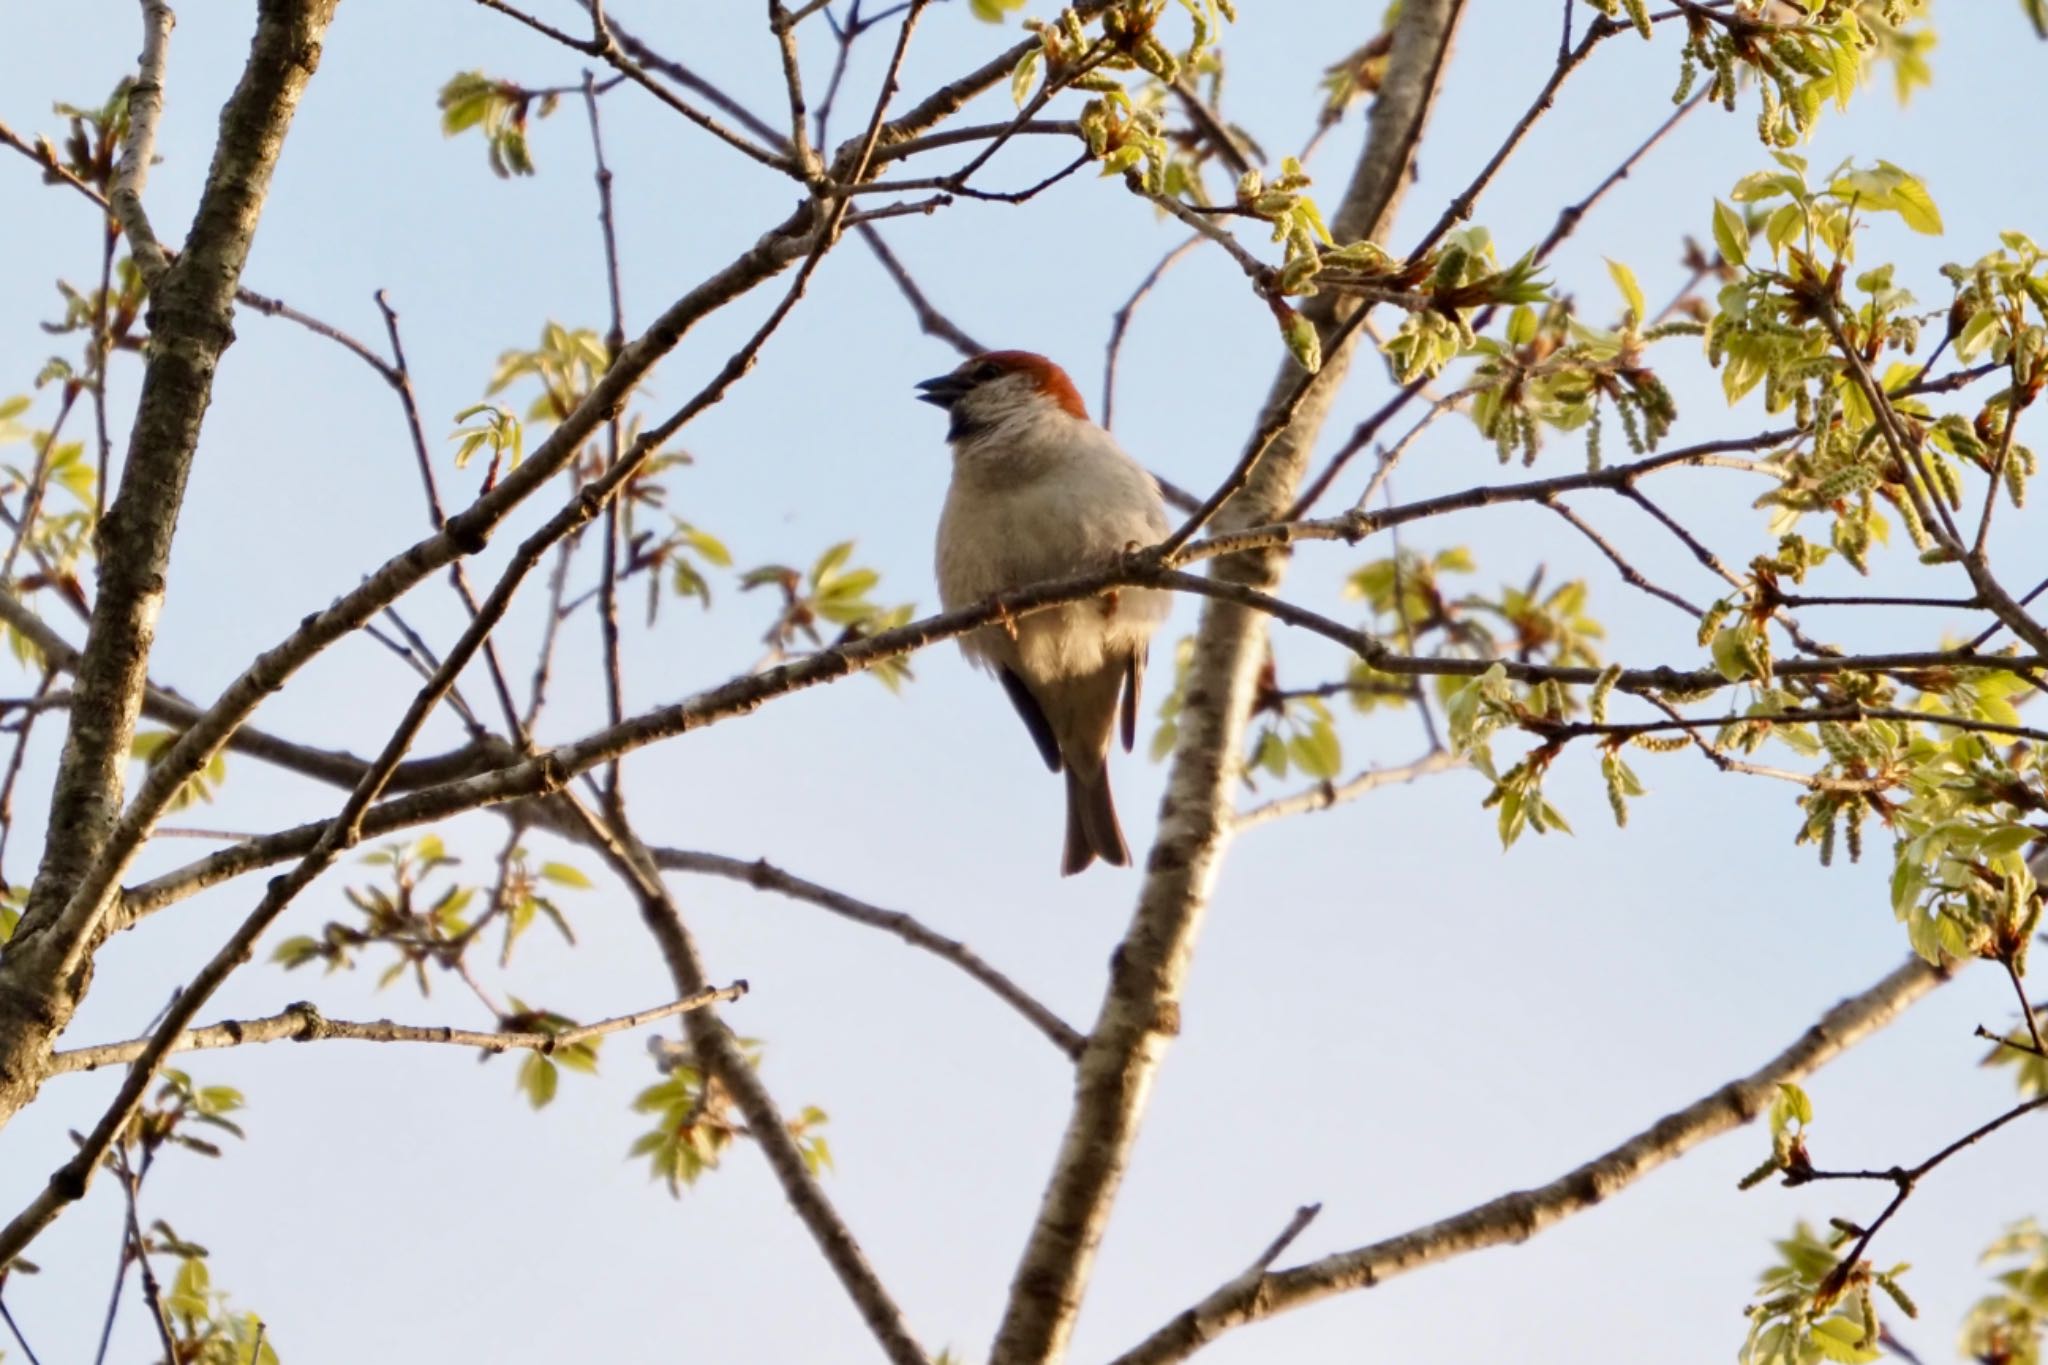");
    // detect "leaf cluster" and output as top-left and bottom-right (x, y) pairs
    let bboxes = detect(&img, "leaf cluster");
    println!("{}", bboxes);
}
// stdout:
(1742, 1219), (1915, 1365)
